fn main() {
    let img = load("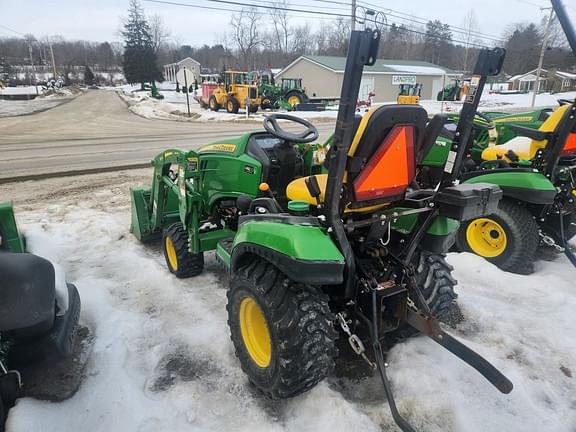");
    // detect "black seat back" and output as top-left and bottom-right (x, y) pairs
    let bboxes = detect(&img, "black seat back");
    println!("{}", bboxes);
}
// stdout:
(345, 105), (428, 207)
(0, 253), (55, 333)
